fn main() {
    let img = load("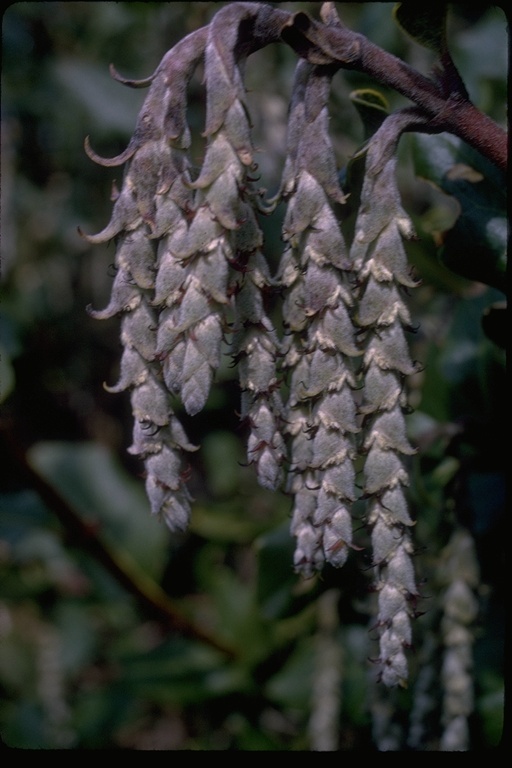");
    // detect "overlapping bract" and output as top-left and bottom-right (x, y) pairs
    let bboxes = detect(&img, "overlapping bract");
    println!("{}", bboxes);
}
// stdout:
(84, 6), (287, 531)
(350, 124), (420, 687)
(85, 30), (207, 532)
(438, 528), (480, 750)
(84, 3), (422, 687)
(277, 61), (360, 577)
